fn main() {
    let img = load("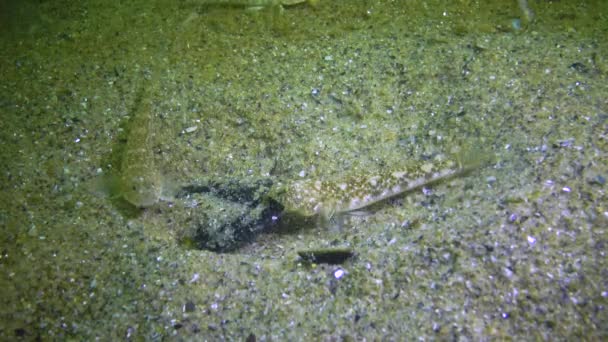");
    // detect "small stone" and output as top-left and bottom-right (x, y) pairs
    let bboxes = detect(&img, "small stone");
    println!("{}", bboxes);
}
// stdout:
(589, 175), (605, 185)
(184, 126), (198, 133)
(189, 273), (200, 283)
(420, 163), (434, 173)
(183, 300), (196, 313)
(333, 268), (346, 279)
(502, 267), (514, 279)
